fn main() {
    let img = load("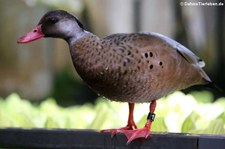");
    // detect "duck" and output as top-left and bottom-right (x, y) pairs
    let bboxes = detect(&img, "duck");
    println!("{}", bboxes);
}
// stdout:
(18, 10), (211, 144)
